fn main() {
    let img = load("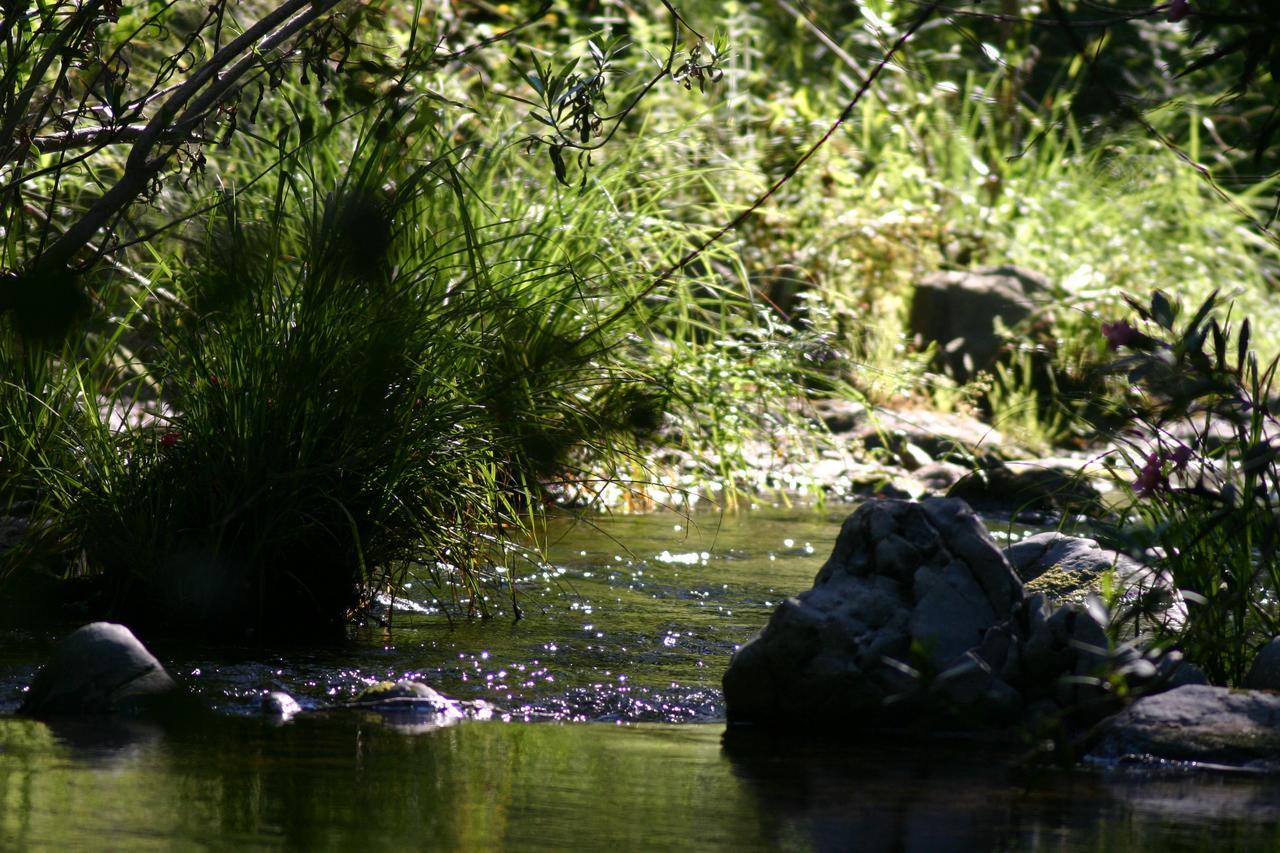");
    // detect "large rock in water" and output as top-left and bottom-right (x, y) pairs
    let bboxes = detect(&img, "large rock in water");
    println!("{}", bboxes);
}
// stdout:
(908, 265), (1049, 382)
(19, 623), (177, 717)
(722, 499), (1027, 724)
(723, 498), (1188, 729)
(1086, 685), (1280, 770)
